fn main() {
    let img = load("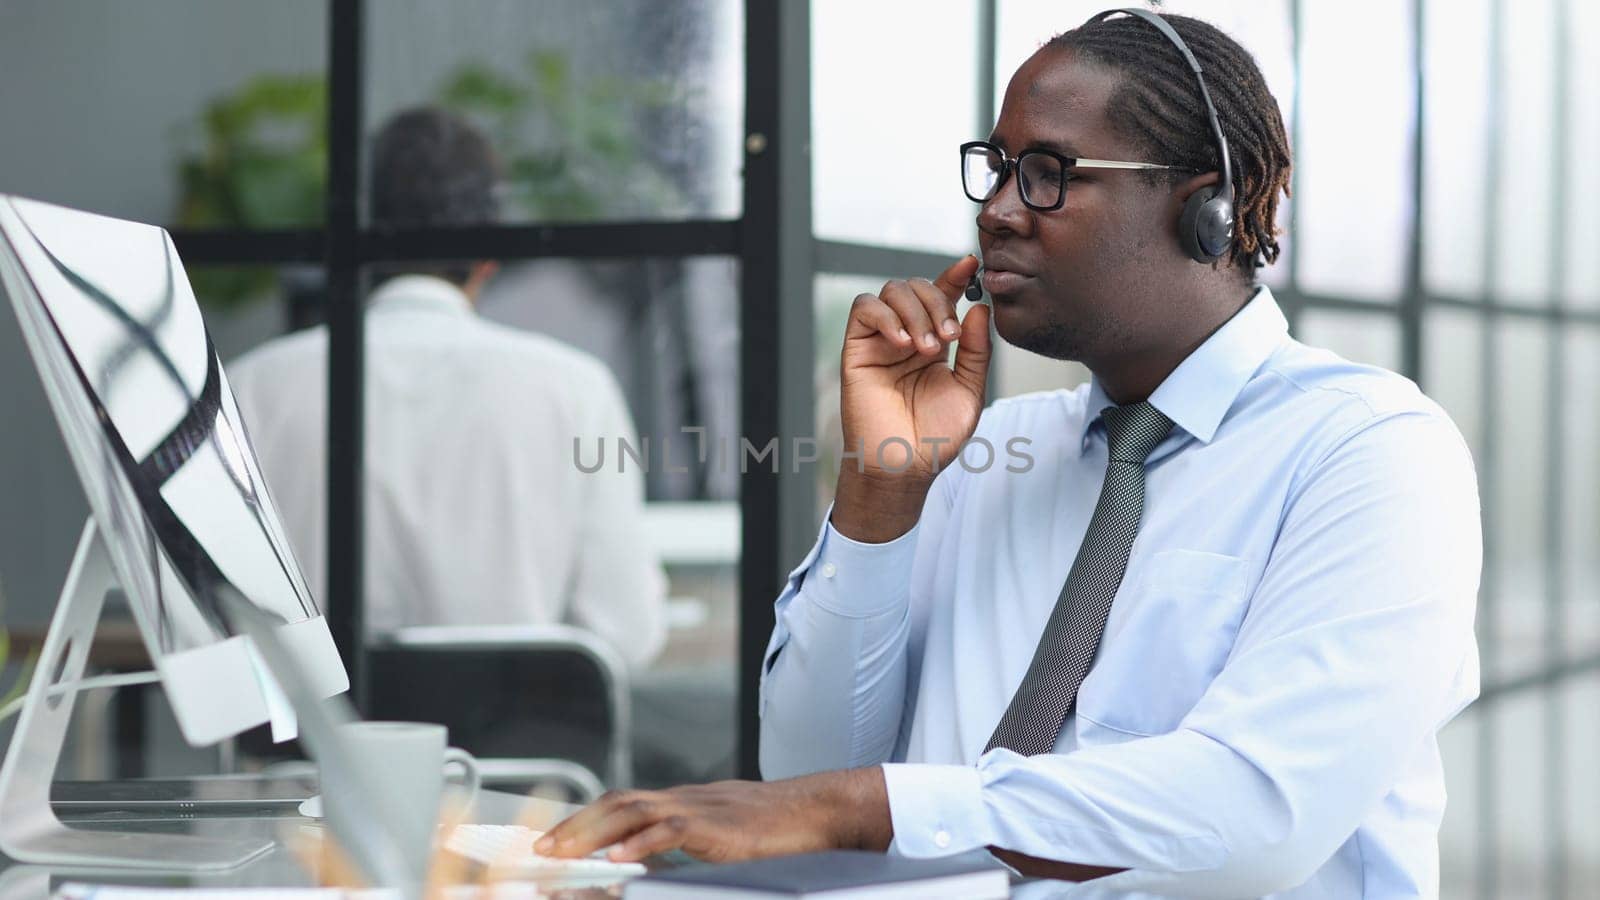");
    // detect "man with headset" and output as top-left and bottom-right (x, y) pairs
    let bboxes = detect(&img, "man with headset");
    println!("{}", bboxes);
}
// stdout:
(540, 10), (1479, 895)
